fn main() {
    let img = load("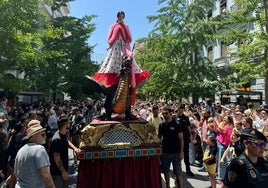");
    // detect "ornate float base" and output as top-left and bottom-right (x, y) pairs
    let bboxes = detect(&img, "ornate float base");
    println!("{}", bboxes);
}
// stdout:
(77, 116), (162, 188)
